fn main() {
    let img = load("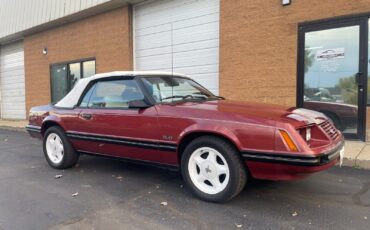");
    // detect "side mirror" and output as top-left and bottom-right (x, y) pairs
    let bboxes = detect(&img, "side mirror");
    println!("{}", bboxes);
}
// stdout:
(128, 100), (150, 109)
